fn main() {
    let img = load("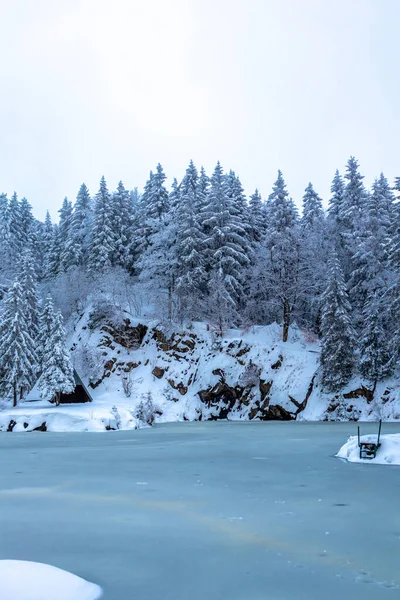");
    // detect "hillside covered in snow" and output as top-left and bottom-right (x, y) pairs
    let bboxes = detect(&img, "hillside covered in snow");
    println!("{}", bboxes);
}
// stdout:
(1, 306), (399, 432)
